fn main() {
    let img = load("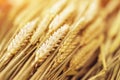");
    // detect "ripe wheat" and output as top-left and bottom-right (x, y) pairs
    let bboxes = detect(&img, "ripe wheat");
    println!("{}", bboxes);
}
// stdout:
(35, 24), (69, 63)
